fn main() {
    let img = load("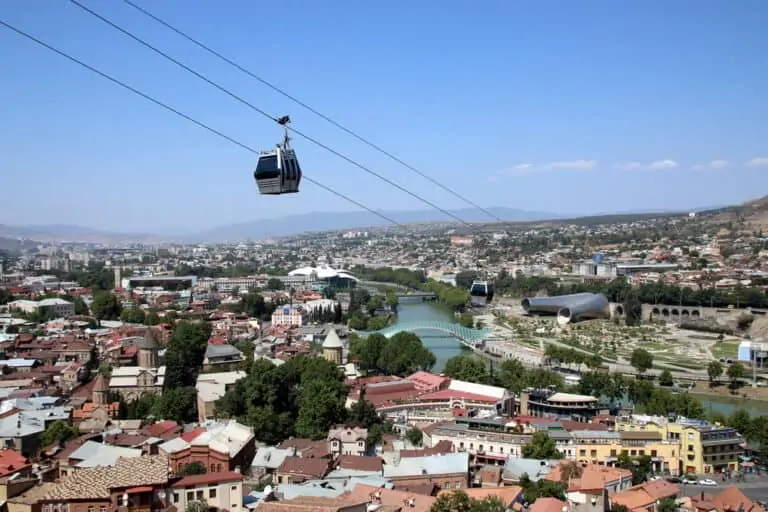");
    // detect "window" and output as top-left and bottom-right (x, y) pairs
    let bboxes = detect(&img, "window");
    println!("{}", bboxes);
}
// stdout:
(187, 492), (194, 501)
(209, 488), (217, 499)
(217, 464), (222, 472)
(87, 507), (95, 512)
(211, 463), (216, 472)
(231, 486), (238, 492)
(196, 490), (204, 500)
(173, 493), (180, 504)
